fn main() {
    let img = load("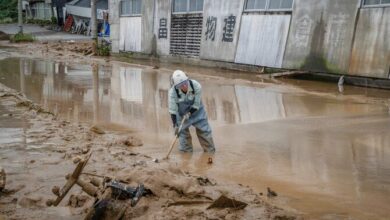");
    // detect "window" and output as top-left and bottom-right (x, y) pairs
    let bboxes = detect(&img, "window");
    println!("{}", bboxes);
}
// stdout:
(120, 0), (142, 16)
(363, 0), (390, 6)
(173, 0), (204, 13)
(245, 0), (293, 11)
